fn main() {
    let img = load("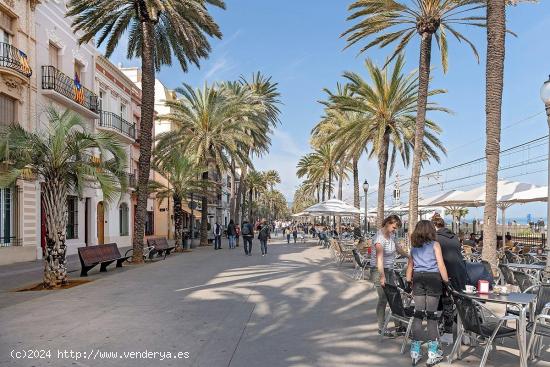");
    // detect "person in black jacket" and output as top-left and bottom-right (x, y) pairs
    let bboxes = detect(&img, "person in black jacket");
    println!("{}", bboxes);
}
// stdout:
(431, 214), (468, 334)
(431, 215), (468, 291)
